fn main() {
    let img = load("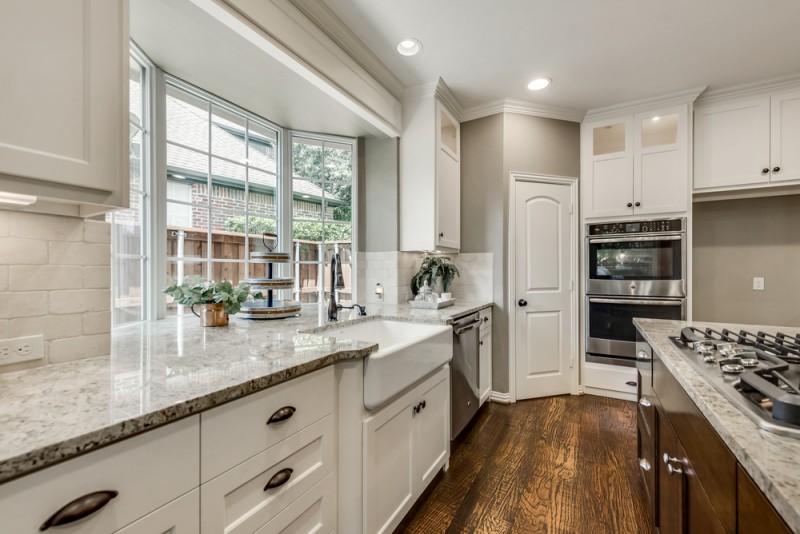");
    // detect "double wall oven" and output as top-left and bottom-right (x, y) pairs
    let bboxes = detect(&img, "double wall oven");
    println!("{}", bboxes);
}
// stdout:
(585, 218), (686, 366)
